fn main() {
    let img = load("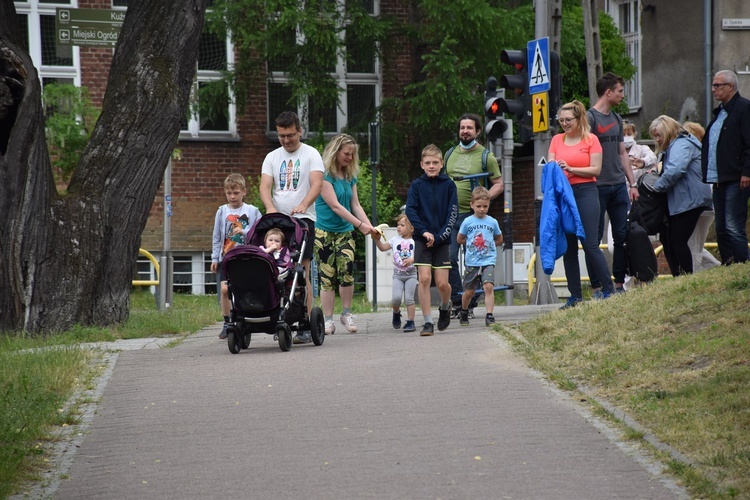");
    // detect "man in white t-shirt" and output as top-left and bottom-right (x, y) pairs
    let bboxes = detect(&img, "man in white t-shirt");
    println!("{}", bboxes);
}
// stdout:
(260, 111), (324, 344)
